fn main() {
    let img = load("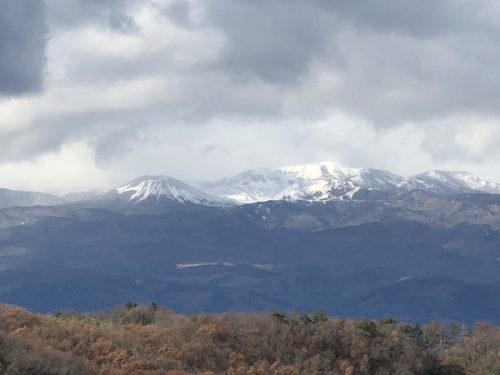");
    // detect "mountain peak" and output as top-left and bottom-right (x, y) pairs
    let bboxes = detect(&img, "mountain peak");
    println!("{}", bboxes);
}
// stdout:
(279, 161), (360, 180)
(199, 161), (385, 203)
(199, 161), (500, 203)
(116, 175), (229, 205)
